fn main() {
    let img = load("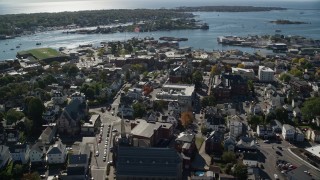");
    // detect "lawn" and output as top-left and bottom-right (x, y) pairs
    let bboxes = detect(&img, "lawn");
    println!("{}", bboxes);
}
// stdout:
(18, 48), (60, 60)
